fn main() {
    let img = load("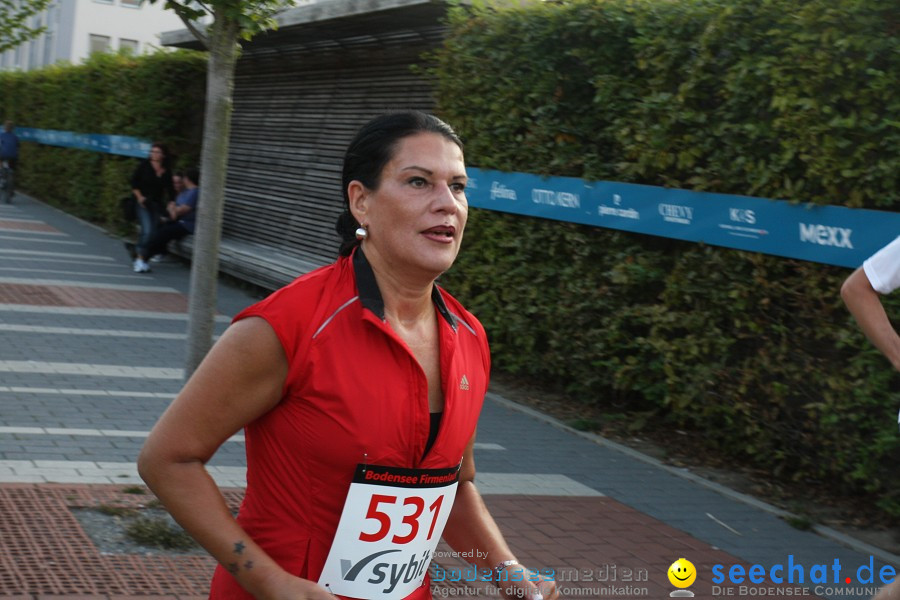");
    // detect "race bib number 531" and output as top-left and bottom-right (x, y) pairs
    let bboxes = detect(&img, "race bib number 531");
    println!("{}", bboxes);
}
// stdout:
(318, 464), (460, 599)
